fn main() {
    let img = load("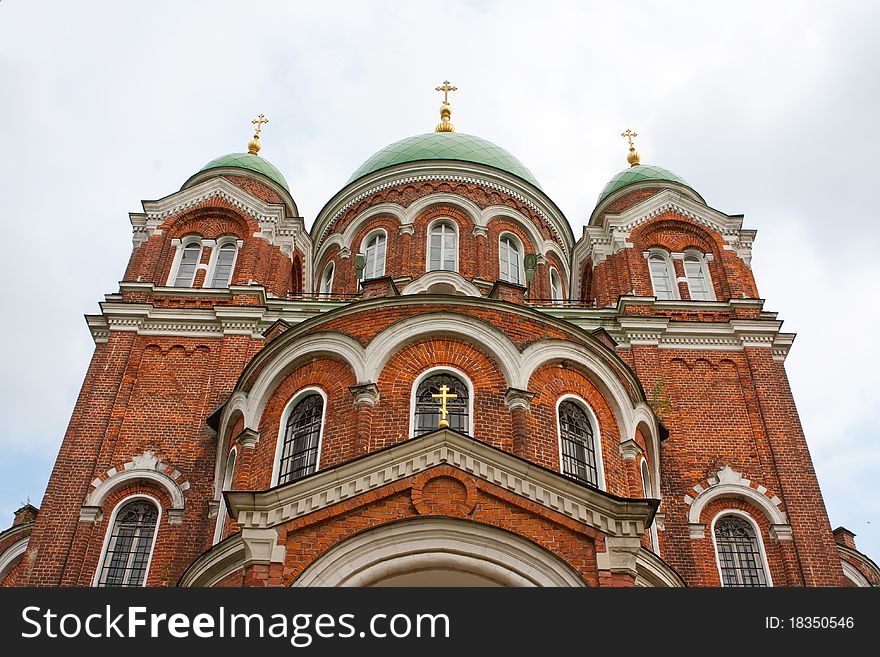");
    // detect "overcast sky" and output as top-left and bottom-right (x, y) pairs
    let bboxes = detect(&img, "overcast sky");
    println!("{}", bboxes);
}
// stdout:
(1, 1), (878, 561)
